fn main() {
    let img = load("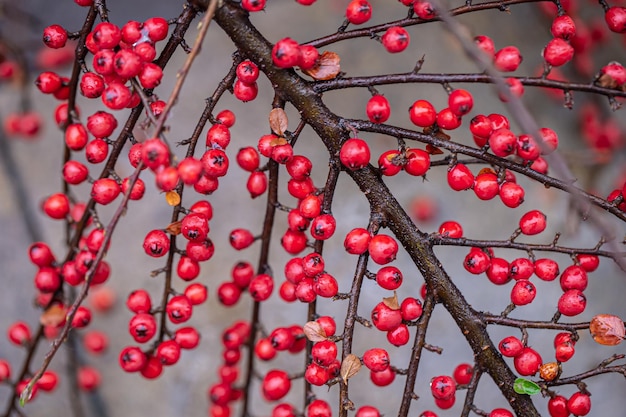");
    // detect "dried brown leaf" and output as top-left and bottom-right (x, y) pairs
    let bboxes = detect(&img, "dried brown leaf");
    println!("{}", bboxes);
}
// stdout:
(340, 353), (361, 384)
(303, 321), (328, 342)
(478, 167), (497, 176)
(425, 144), (444, 155)
(40, 304), (67, 327)
(382, 291), (400, 310)
(269, 108), (289, 136)
(302, 51), (341, 81)
(166, 220), (182, 236)
(165, 191), (181, 207)
(590, 314), (625, 346)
